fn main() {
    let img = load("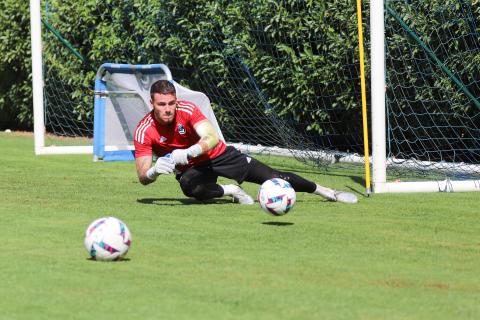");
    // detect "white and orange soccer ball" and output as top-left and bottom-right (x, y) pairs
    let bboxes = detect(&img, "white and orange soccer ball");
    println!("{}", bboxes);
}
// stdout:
(84, 217), (132, 261)
(257, 178), (296, 216)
